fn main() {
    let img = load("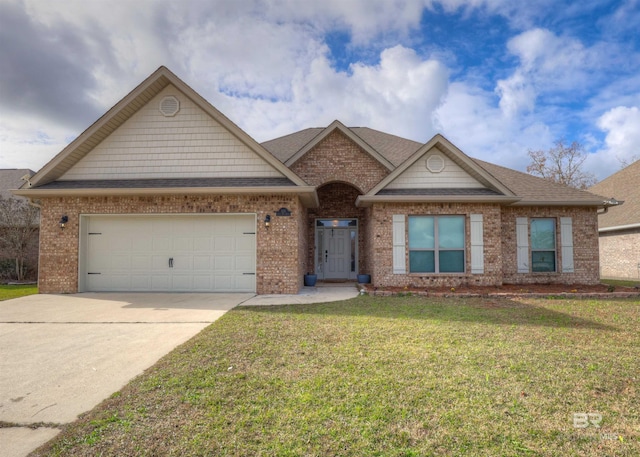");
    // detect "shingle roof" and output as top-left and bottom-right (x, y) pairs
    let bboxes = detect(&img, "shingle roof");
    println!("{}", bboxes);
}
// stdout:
(261, 128), (324, 163)
(589, 160), (640, 229)
(472, 159), (606, 205)
(348, 127), (422, 167)
(0, 169), (35, 199)
(261, 126), (422, 166)
(262, 126), (605, 205)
